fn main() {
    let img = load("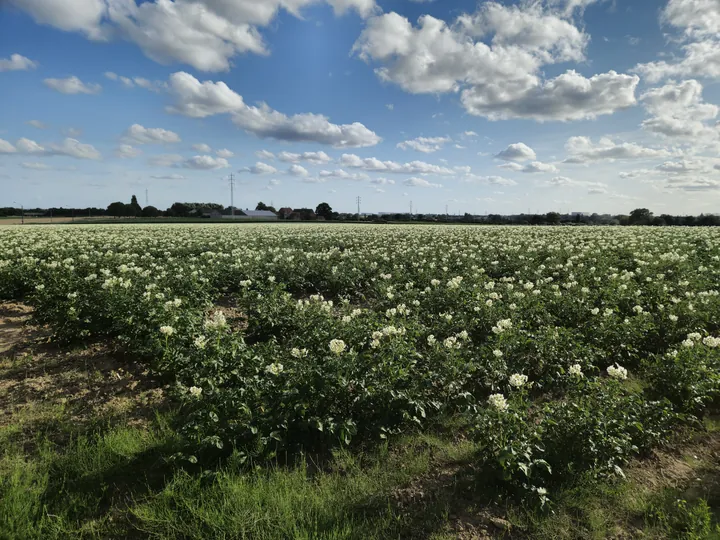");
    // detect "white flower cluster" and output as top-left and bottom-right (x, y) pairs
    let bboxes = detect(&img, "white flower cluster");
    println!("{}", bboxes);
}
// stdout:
(204, 311), (228, 331)
(491, 319), (513, 334)
(508, 373), (528, 388)
(568, 364), (583, 377)
(291, 347), (309, 358)
(329, 339), (346, 355)
(607, 364), (628, 380)
(488, 393), (509, 412)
